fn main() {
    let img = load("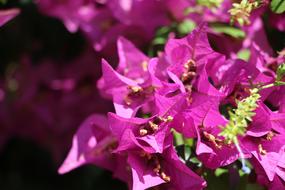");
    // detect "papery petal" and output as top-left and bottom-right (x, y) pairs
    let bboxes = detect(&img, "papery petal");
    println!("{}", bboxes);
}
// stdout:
(58, 114), (108, 174)
(117, 37), (149, 79)
(128, 153), (165, 190)
(0, 9), (19, 27)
